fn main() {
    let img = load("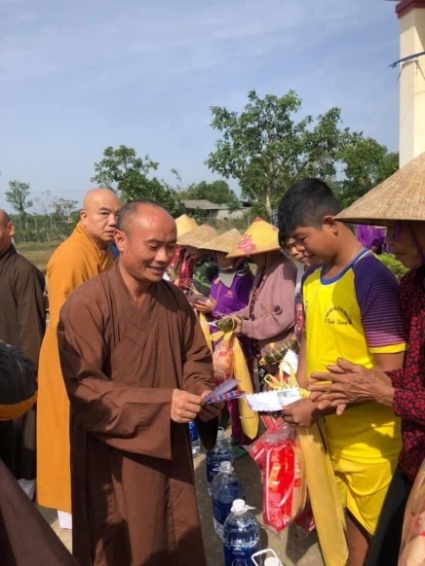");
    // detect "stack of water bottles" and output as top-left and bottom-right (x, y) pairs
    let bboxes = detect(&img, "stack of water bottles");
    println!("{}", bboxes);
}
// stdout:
(206, 428), (285, 565)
